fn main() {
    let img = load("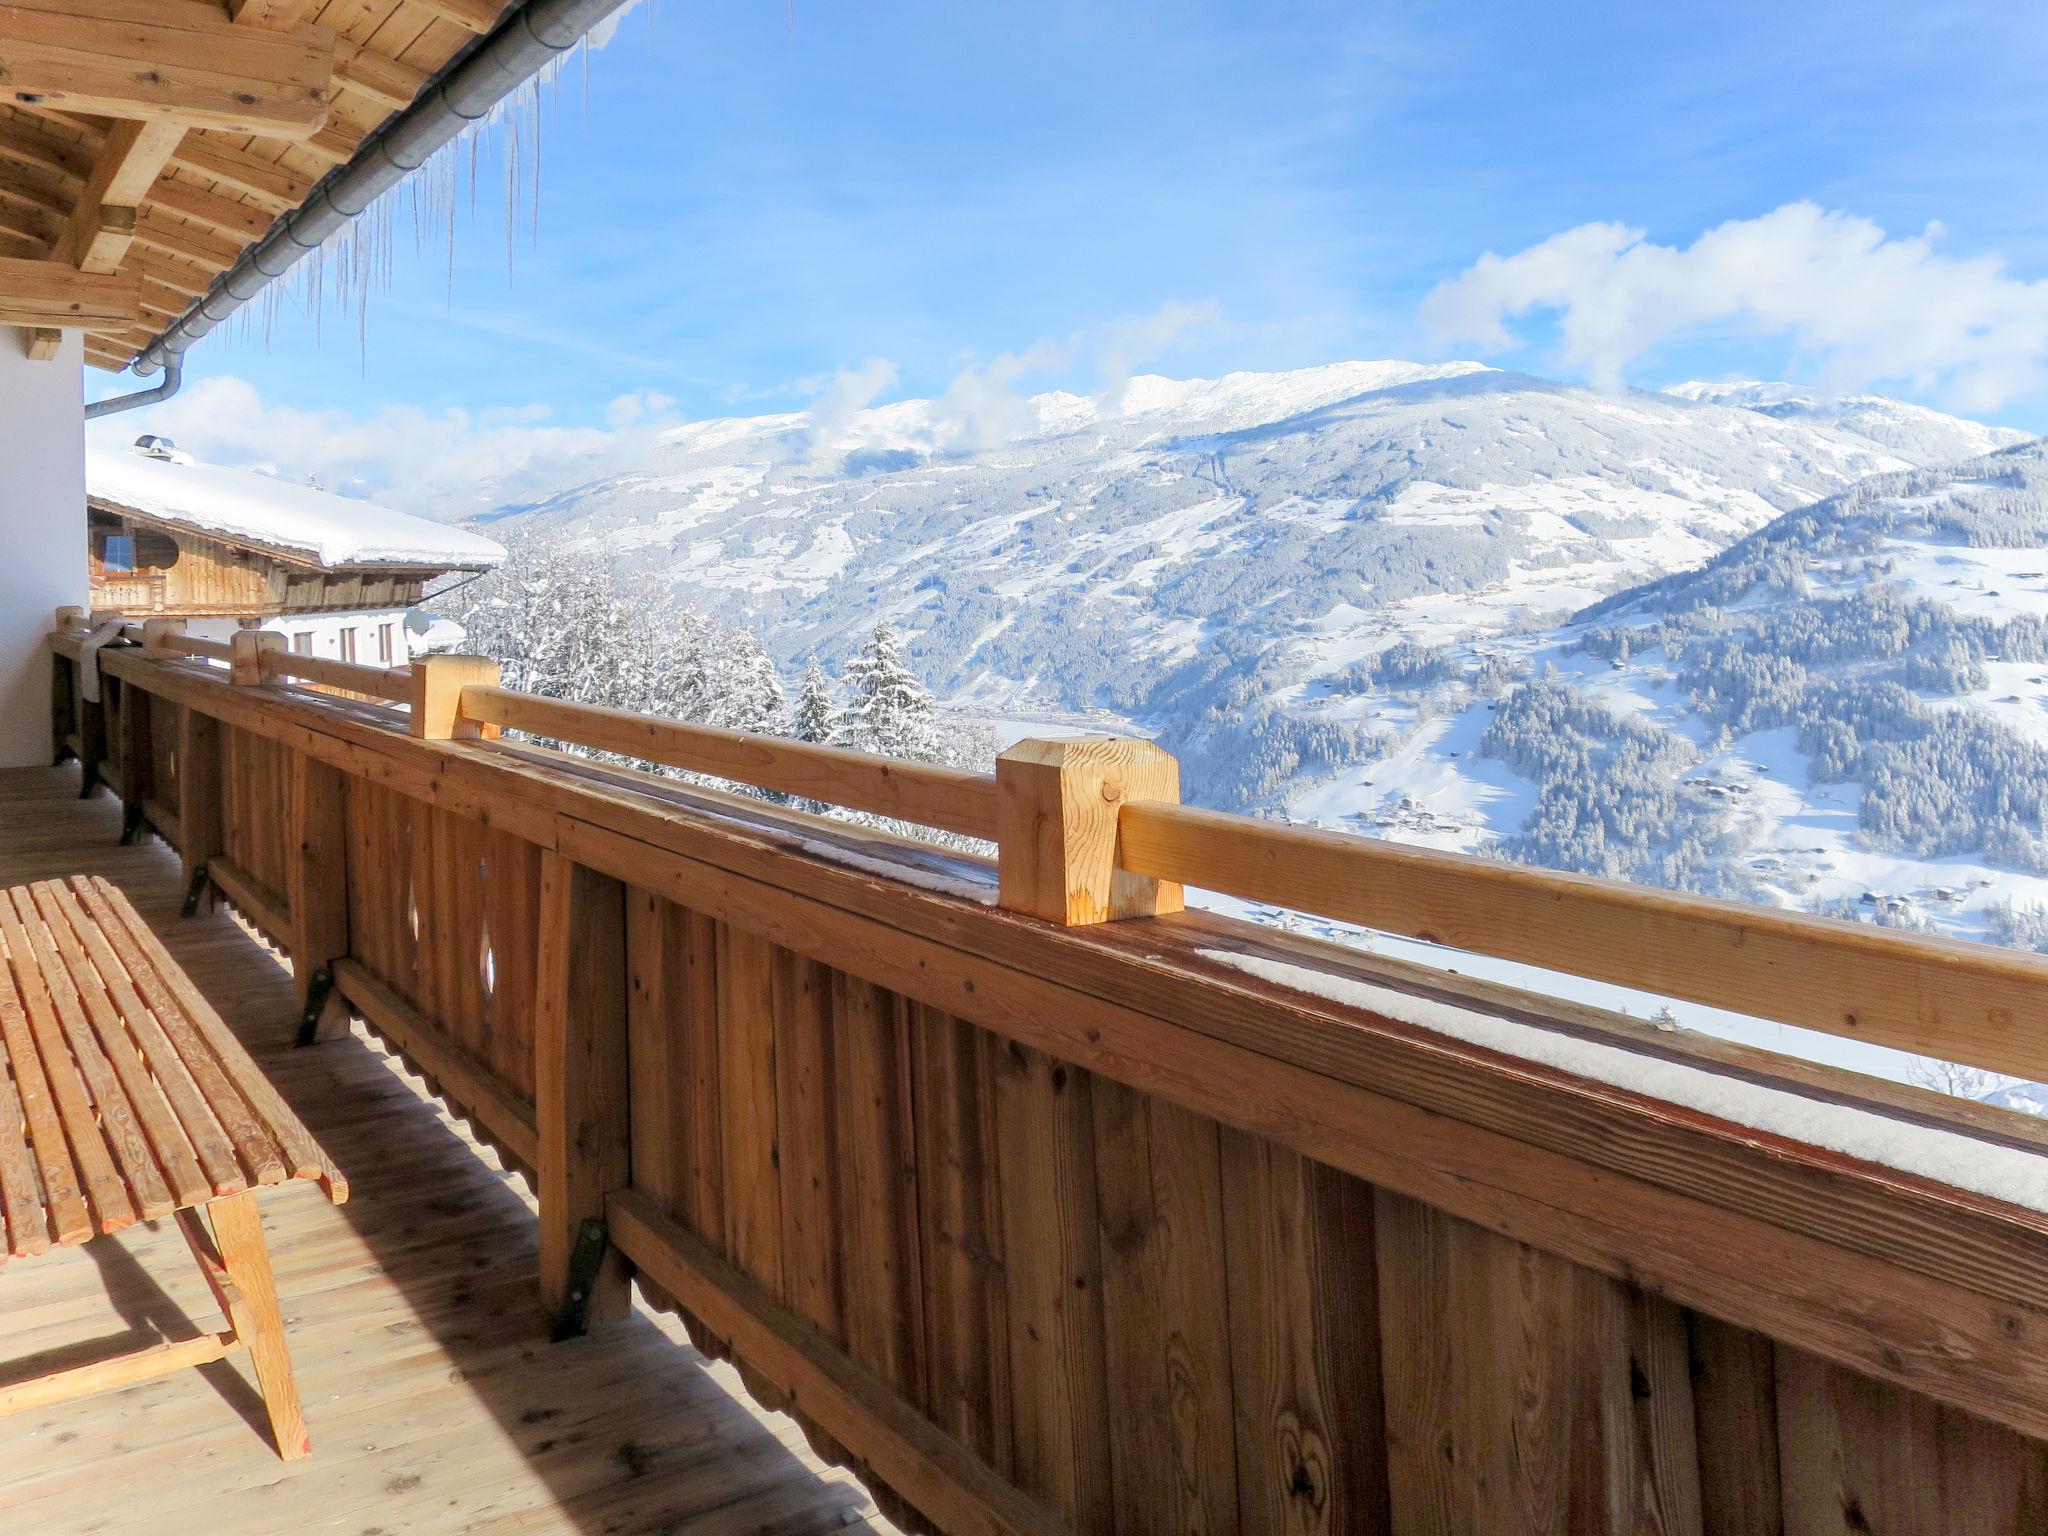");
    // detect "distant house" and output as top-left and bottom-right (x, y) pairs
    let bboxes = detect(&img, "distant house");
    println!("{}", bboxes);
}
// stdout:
(86, 437), (505, 664)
